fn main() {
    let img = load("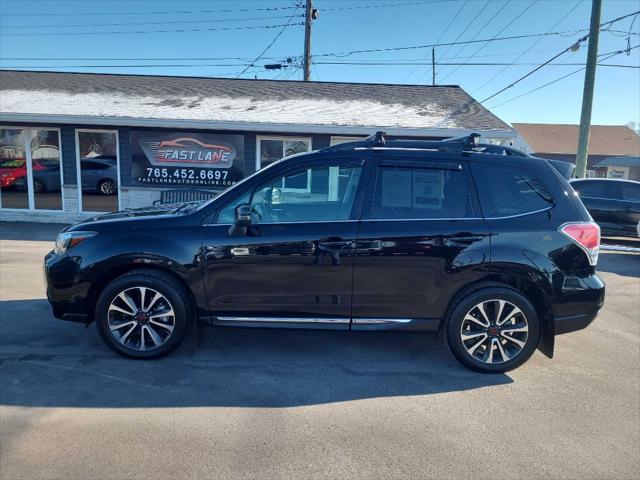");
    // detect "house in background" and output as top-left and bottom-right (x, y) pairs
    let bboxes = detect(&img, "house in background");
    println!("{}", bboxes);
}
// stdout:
(512, 123), (640, 180)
